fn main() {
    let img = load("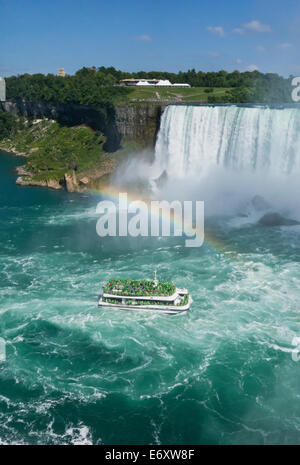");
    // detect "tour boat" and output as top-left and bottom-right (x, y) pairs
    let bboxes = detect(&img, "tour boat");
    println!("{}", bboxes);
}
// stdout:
(98, 272), (192, 314)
